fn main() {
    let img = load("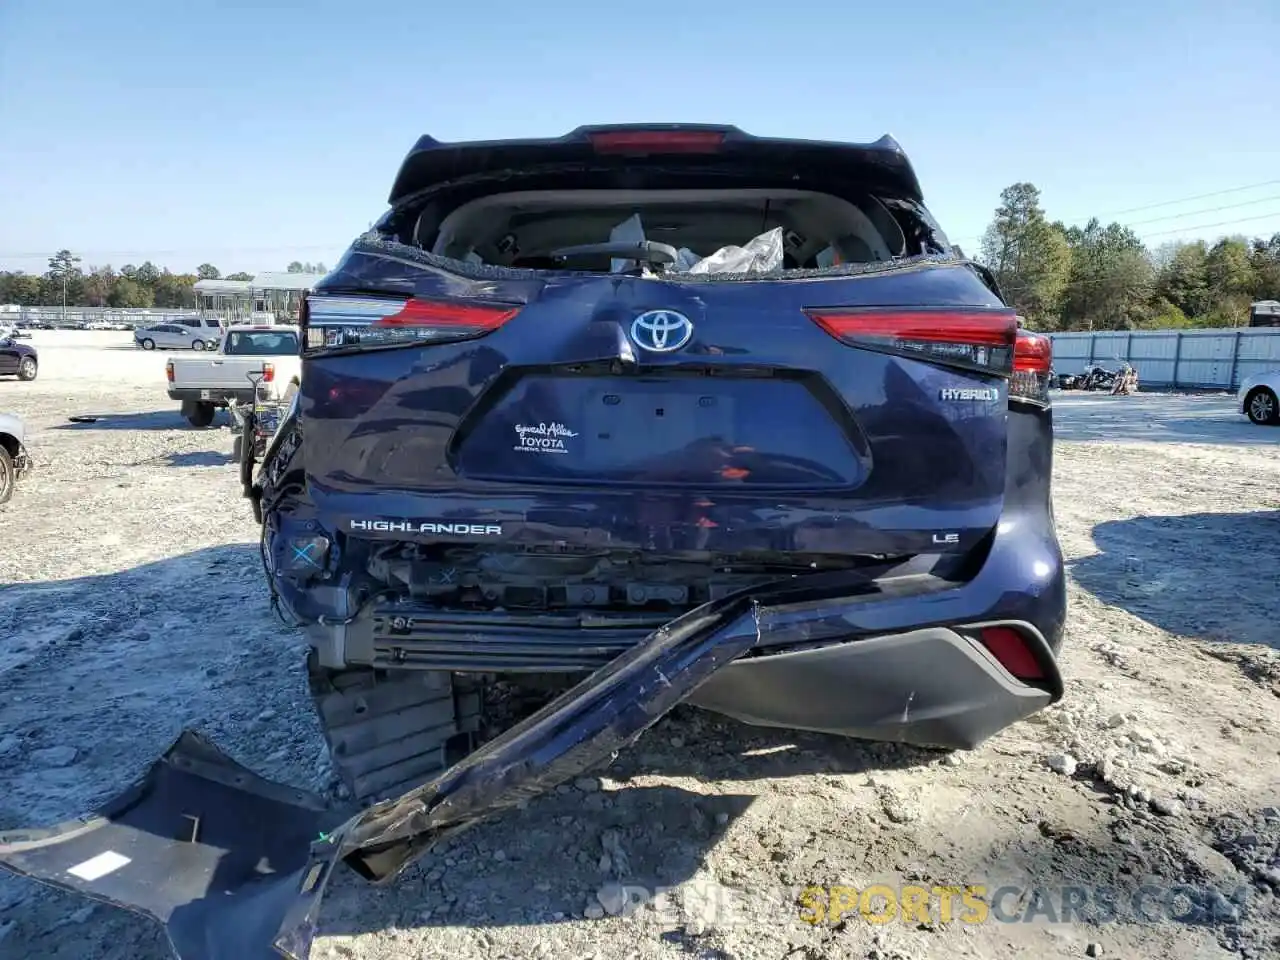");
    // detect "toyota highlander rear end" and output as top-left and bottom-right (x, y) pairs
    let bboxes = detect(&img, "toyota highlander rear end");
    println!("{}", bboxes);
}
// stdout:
(250, 124), (1066, 805)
